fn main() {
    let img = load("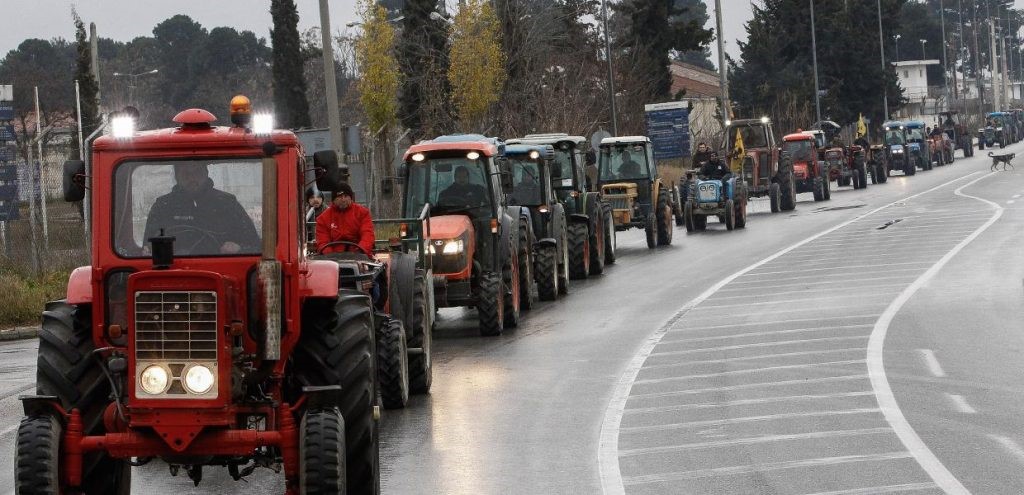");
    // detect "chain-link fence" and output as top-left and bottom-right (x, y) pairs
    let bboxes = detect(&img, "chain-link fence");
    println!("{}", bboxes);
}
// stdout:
(0, 135), (88, 278)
